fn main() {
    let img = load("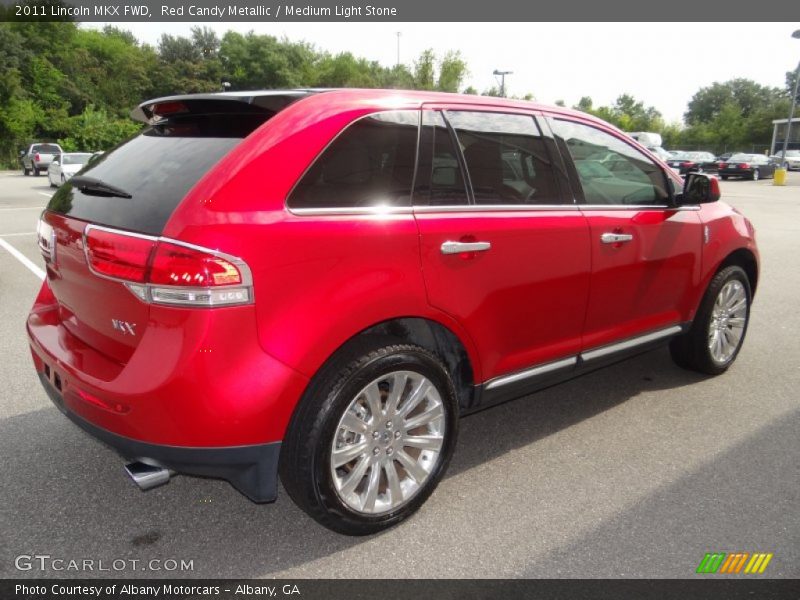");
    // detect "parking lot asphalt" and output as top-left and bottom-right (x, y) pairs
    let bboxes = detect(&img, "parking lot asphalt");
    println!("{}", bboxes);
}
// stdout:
(0, 170), (798, 579)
